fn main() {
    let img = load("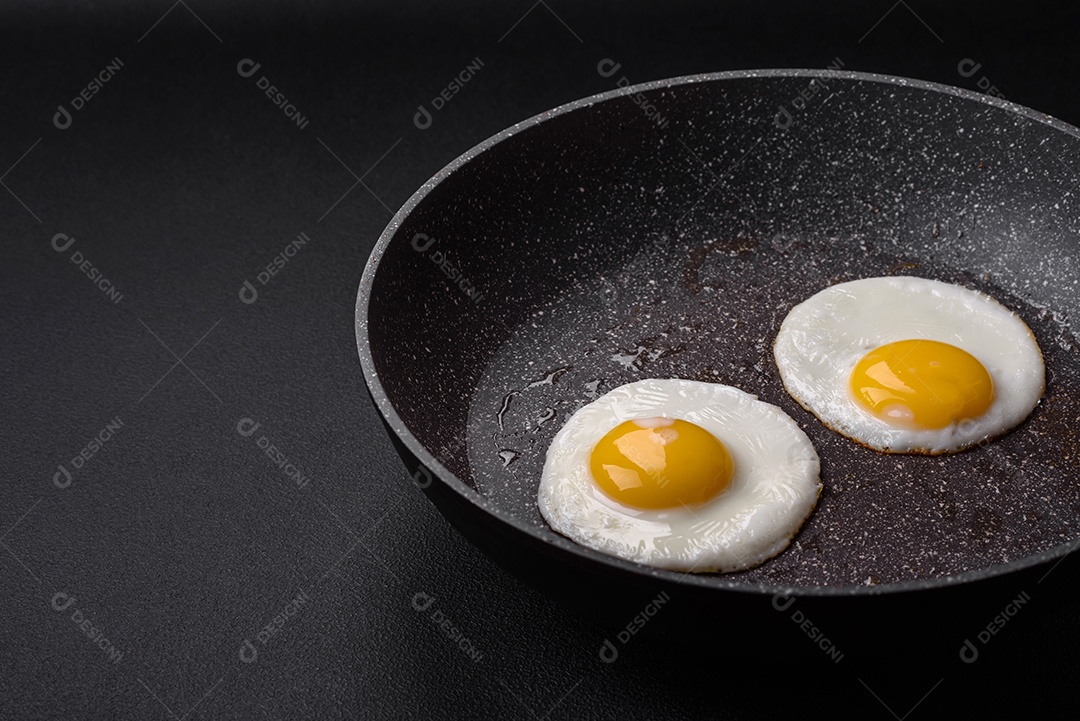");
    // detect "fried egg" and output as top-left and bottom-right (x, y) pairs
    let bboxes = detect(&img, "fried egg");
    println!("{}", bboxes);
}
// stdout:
(537, 378), (821, 573)
(773, 276), (1045, 454)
